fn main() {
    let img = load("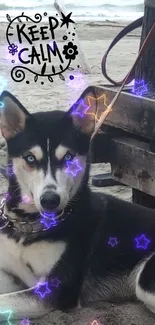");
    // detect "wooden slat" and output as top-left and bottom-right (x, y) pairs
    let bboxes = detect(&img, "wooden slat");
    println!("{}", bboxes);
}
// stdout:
(93, 85), (155, 140)
(110, 137), (155, 197)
